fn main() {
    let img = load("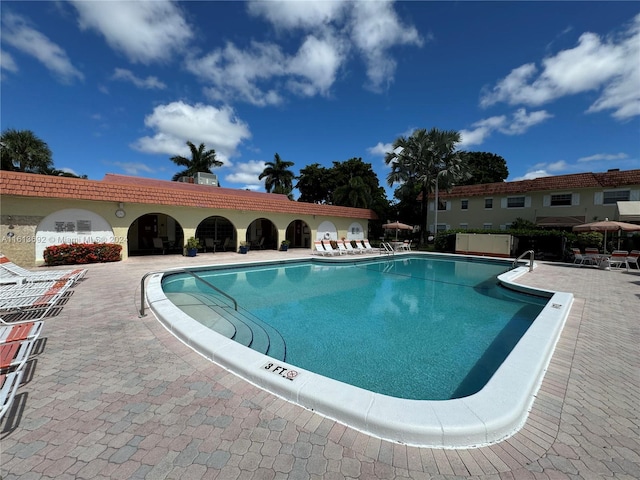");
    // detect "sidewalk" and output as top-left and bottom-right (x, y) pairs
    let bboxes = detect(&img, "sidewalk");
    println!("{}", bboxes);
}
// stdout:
(1, 251), (639, 479)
